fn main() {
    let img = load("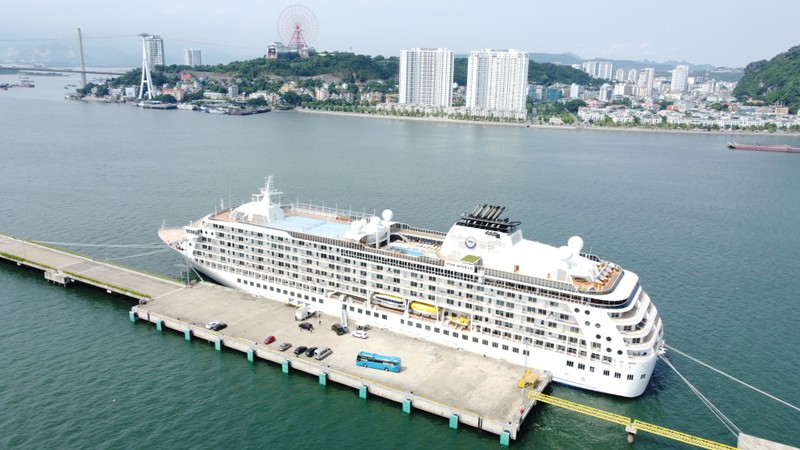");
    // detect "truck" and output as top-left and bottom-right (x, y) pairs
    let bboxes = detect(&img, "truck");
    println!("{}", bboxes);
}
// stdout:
(295, 306), (315, 321)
